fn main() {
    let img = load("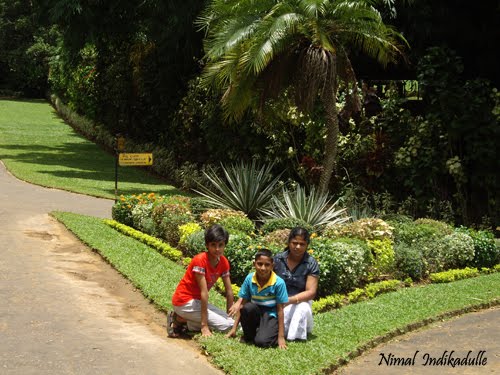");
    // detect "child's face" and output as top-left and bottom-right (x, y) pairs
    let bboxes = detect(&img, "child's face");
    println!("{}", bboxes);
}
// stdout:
(254, 255), (273, 279)
(206, 241), (226, 261)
